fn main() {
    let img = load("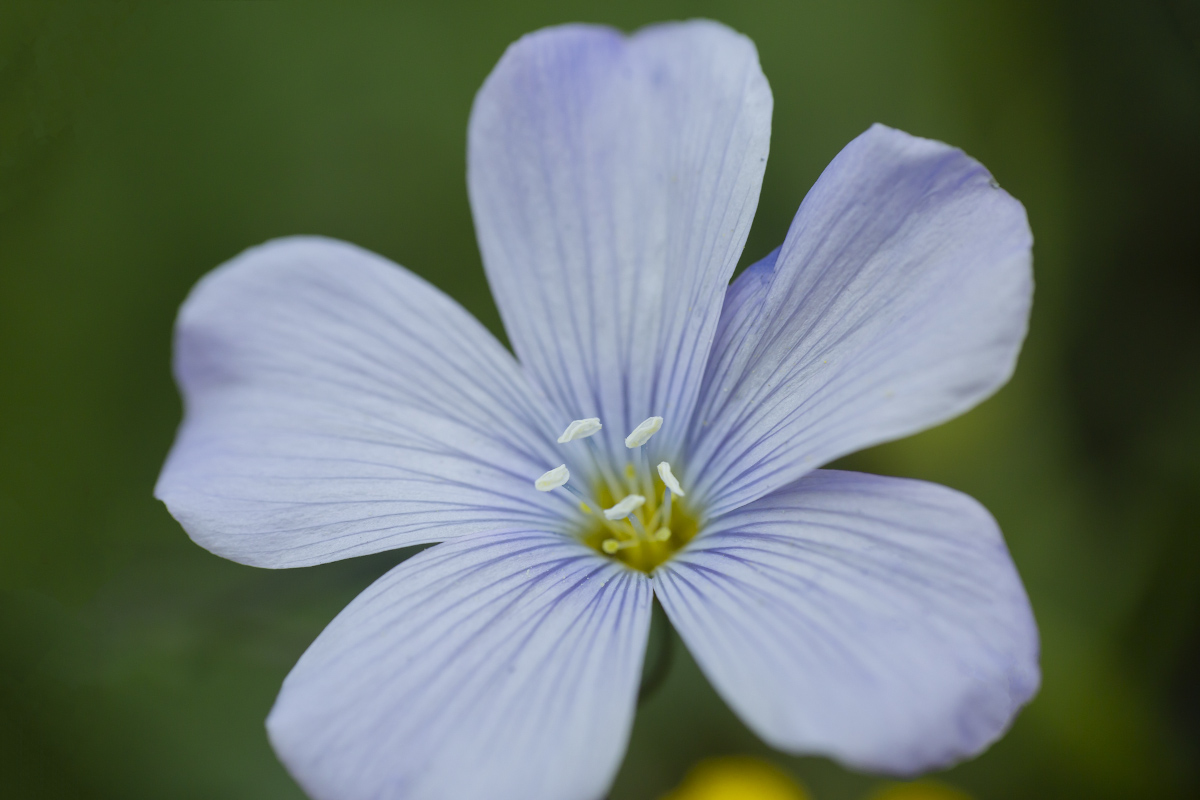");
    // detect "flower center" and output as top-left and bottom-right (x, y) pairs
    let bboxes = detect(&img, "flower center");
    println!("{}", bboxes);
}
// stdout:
(534, 416), (700, 573)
